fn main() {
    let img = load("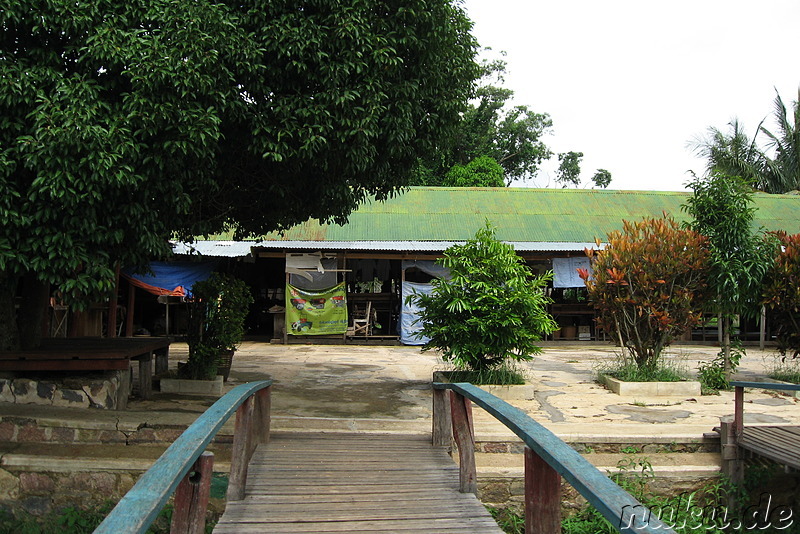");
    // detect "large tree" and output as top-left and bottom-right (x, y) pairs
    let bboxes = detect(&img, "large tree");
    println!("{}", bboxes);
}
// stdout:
(411, 56), (553, 186)
(0, 0), (479, 349)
